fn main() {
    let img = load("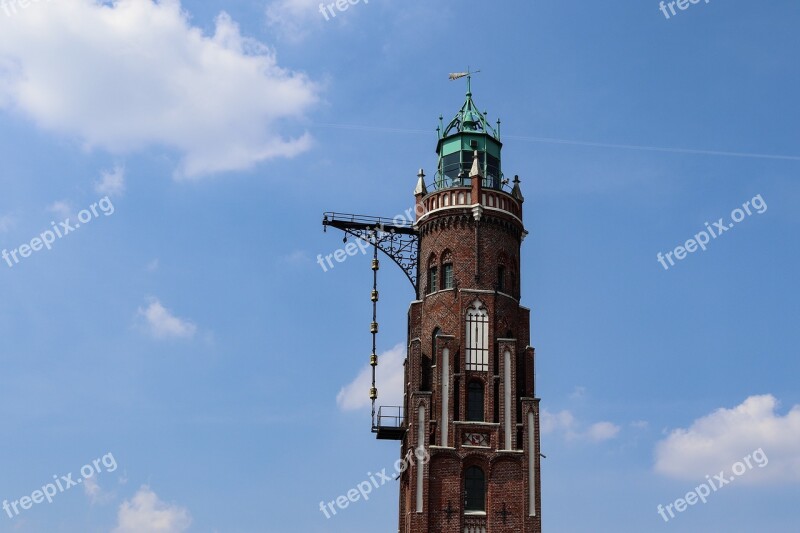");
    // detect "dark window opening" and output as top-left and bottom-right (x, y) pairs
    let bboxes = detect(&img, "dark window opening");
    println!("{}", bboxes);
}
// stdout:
(462, 150), (484, 168)
(497, 265), (506, 292)
(493, 381), (499, 423)
(464, 466), (486, 512)
(467, 381), (484, 422)
(486, 154), (501, 188)
(441, 152), (461, 184)
(422, 356), (431, 391)
(454, 380), (460, 421)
